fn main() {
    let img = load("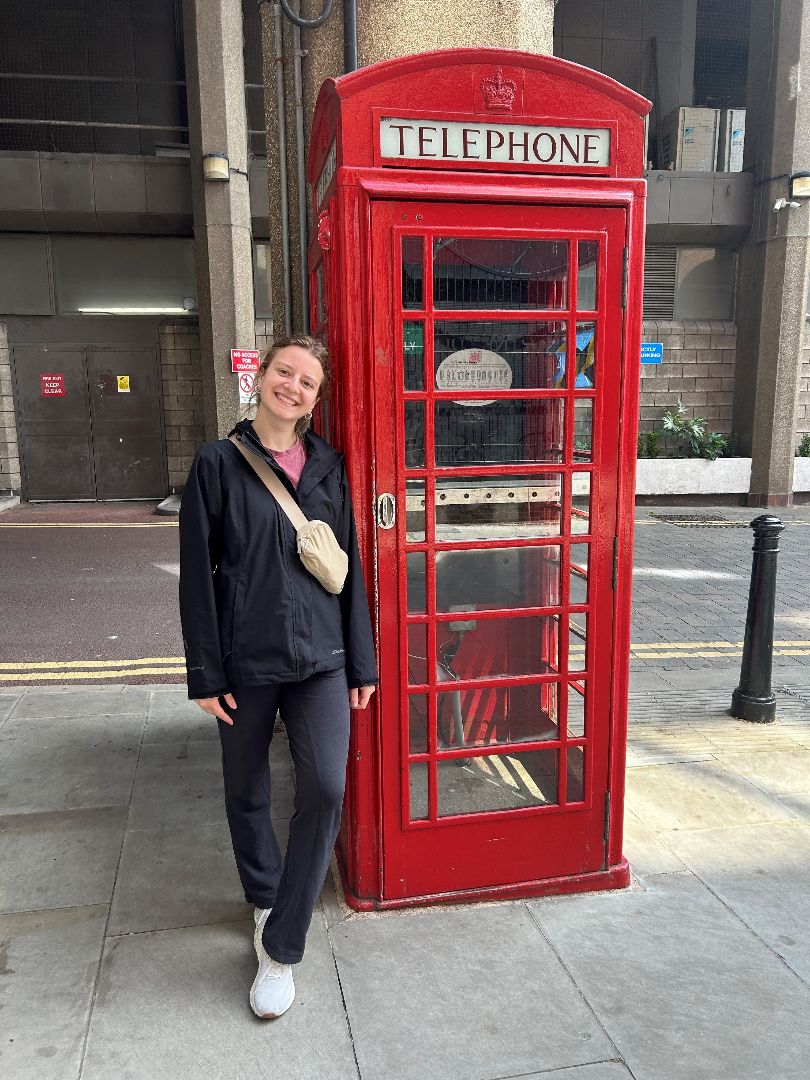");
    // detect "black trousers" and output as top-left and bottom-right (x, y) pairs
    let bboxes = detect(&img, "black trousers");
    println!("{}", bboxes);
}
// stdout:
(218, 668), (350, 964)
